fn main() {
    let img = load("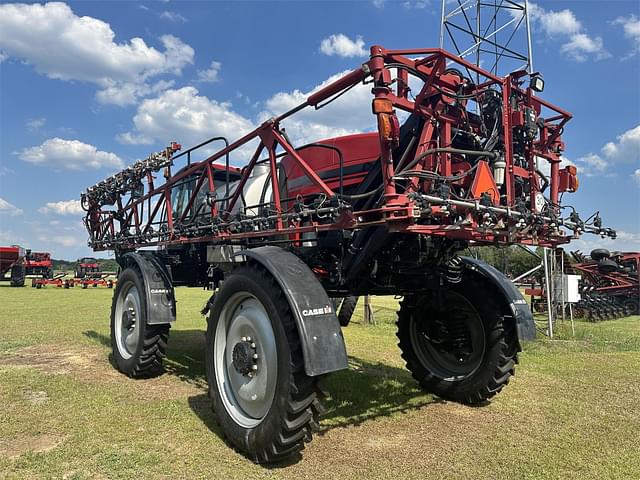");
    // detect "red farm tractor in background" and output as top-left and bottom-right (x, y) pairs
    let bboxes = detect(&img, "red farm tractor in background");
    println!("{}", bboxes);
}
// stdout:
(24, 251), (53, 279)
(74, 257), (101, 279)
(82, 45), (615, 463)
